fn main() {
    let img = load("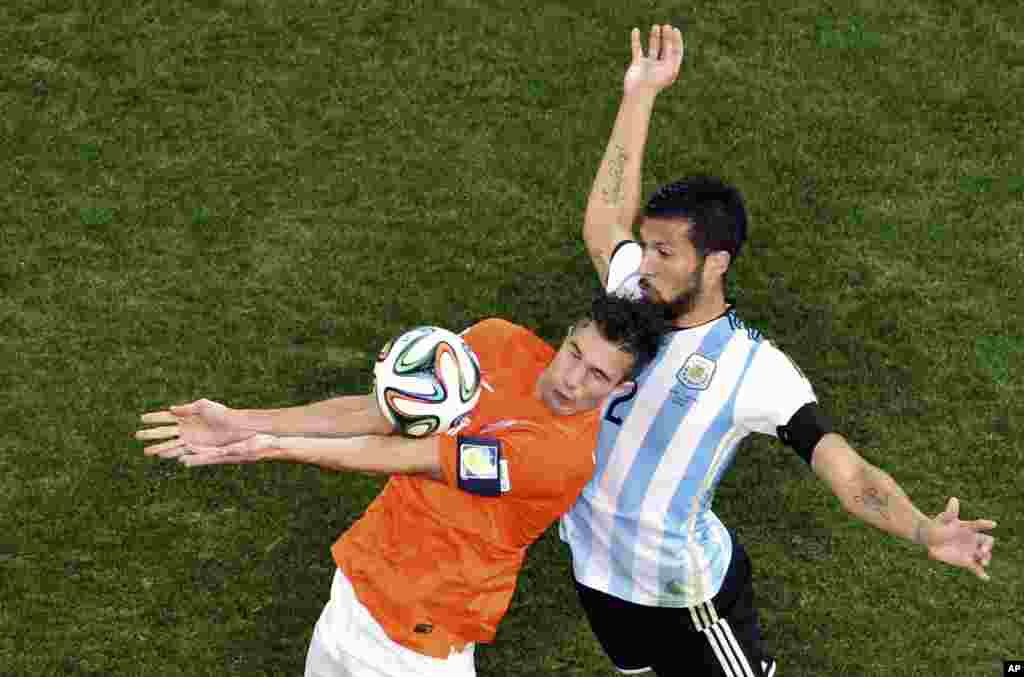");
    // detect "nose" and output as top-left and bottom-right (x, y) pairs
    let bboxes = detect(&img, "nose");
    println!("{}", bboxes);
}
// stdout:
(638, 252), (655, 277)
(564, 360), (586, 392)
